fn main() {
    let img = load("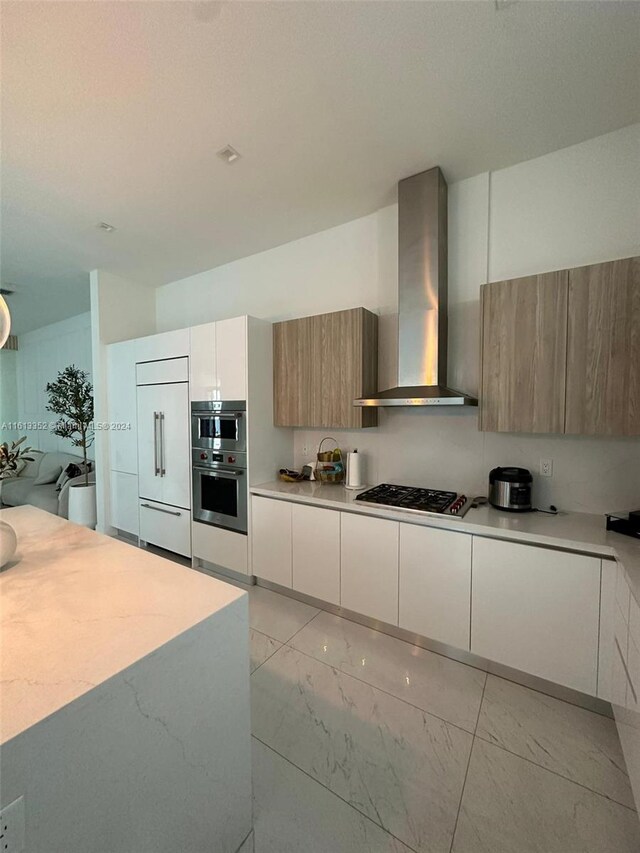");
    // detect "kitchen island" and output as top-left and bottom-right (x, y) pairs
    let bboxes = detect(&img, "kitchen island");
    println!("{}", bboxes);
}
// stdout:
(0, 506), (252, 853)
